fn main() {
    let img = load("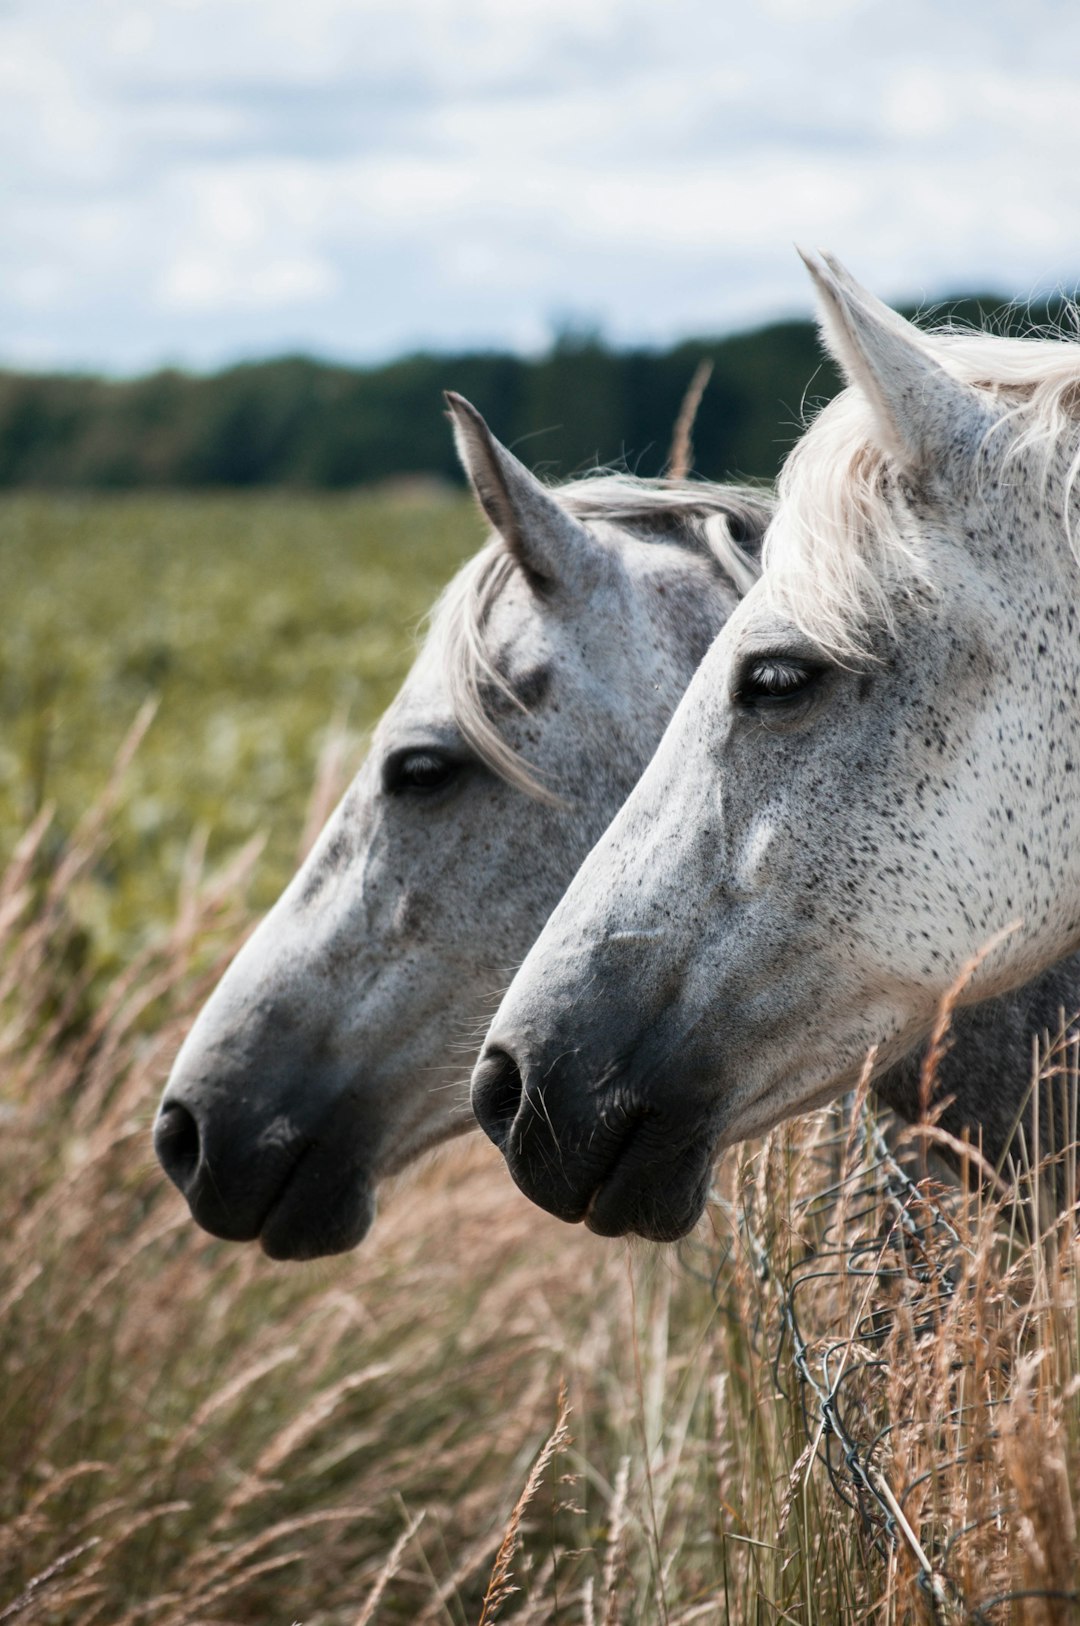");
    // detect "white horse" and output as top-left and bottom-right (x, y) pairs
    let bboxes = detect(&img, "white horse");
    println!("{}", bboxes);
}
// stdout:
(154, 396), (768, 1257)
(471, 254), (1080, 1242)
